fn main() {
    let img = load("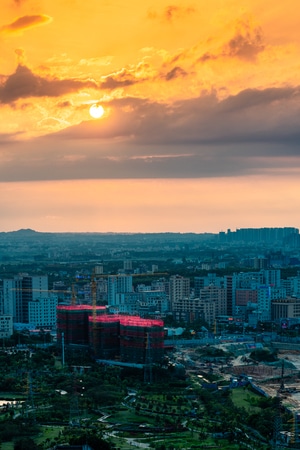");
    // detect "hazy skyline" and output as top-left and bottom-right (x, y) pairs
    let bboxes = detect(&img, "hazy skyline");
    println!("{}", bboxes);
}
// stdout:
(1, 0), (300, 233)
